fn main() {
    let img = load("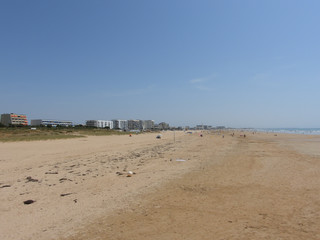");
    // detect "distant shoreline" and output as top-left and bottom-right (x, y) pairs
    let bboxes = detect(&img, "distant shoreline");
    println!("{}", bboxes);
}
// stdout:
(240, 128), (320, 135)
